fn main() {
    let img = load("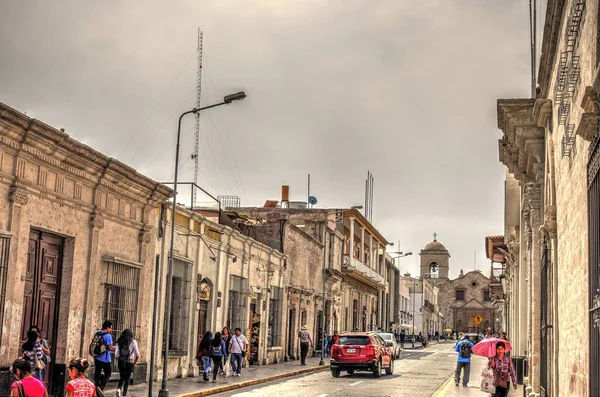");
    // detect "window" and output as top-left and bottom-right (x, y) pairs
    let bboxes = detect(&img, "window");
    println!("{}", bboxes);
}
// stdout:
(103, 261), (141, 339)
(167, 259), (191, 353)
(227, 275), (248, 332)
(352, 300), (358, 330)
(0, 236), (10, 343)
(268, 287), (283, 347)
(484, 290), (492, 302)
(455, 290), (465, 301)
